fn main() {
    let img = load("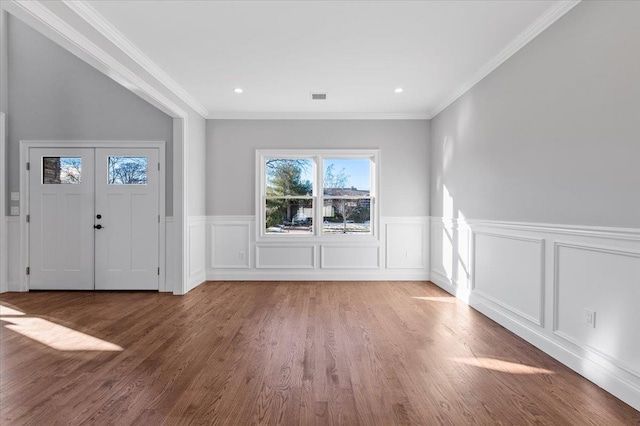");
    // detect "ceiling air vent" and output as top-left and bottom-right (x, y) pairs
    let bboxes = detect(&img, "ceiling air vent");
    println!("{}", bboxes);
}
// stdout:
(311, 93), (327, 100)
